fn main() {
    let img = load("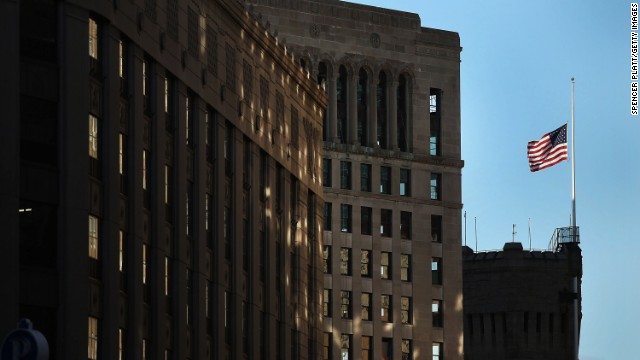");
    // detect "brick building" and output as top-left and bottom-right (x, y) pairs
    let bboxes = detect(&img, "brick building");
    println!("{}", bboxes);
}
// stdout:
(247, 1), (465, 359)
(463, 241), (582, 360)
(0, 0), (327, 359)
